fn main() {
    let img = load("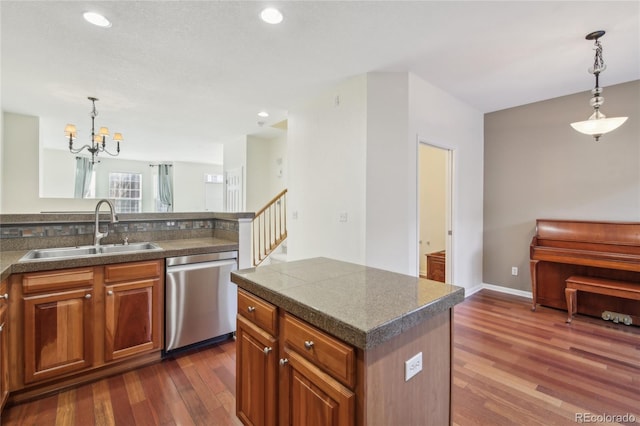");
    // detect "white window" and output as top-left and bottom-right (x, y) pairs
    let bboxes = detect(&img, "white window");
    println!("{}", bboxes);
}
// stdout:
(108, 172), (142, 213)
